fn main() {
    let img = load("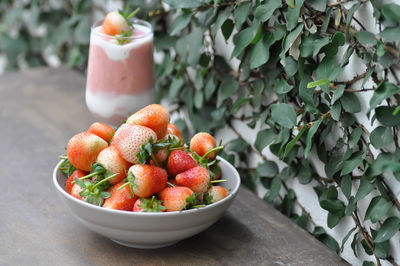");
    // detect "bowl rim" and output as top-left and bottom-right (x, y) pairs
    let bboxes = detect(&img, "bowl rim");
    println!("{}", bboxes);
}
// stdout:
(53, 156), (241, 216)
